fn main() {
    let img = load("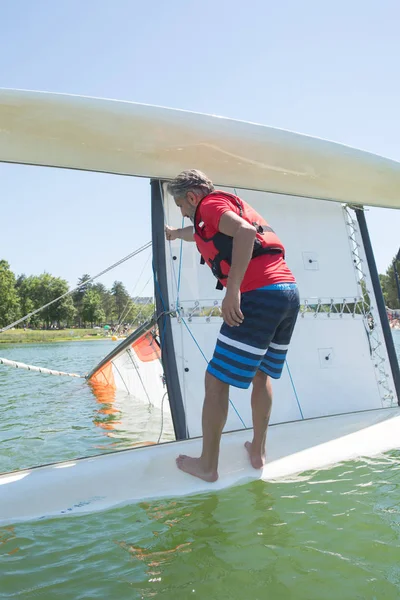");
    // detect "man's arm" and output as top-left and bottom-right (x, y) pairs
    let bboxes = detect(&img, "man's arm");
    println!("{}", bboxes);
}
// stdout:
(165, 225), (195, 242)
(218, 211), (256, 327)
(219, 211), (256, 289)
